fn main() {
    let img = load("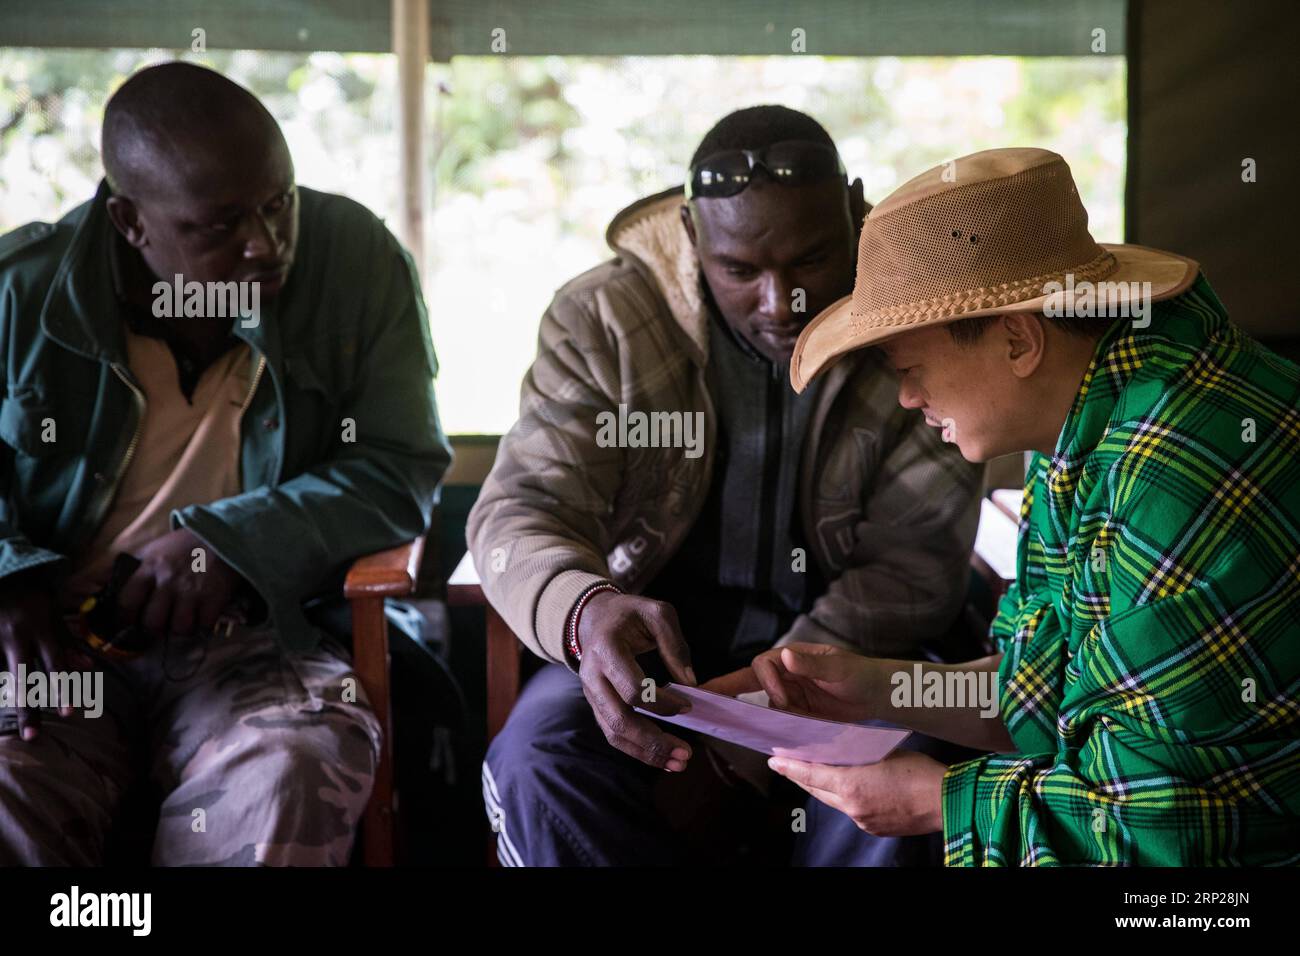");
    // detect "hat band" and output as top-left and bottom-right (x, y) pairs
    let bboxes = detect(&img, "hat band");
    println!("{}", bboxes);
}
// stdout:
(849, 248), (1120, 332)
